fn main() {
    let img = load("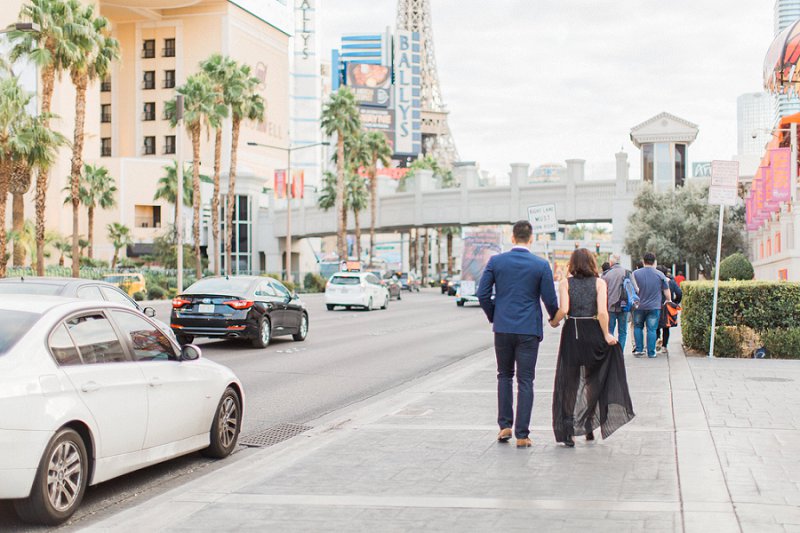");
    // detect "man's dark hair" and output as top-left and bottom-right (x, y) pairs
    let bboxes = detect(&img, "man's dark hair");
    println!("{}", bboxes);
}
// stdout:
(643, 252), (656, 265)
(601, 262), (611, 272)
(512, 220), (532, 243)
(634, 260), (644, 270)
